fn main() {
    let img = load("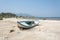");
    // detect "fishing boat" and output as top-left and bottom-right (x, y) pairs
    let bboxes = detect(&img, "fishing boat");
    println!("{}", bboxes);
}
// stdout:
(17, 21), (39, 28)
